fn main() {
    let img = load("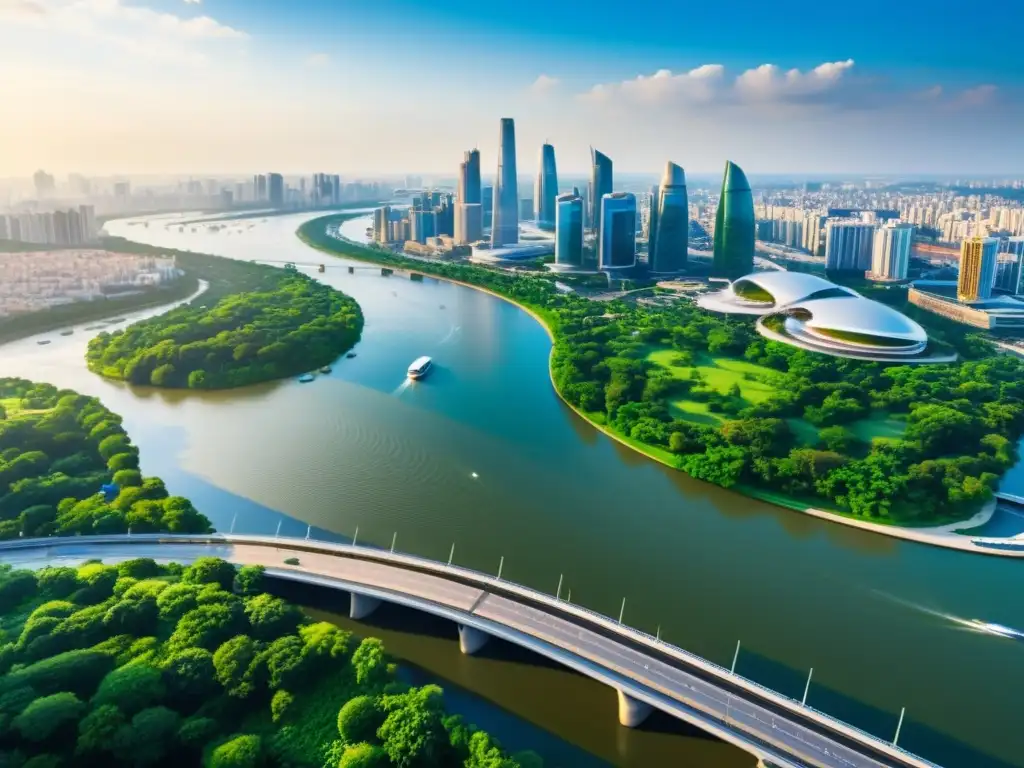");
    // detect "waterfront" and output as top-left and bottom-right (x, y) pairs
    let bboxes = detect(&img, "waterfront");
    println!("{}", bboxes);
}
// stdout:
(0, 209), (1022, 767)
